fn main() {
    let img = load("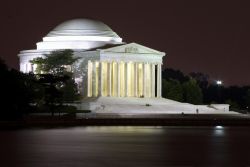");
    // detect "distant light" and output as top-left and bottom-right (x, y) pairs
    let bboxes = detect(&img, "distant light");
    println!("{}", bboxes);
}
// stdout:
(216, 80), (222, 85)
(215, 125), (223, 129)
